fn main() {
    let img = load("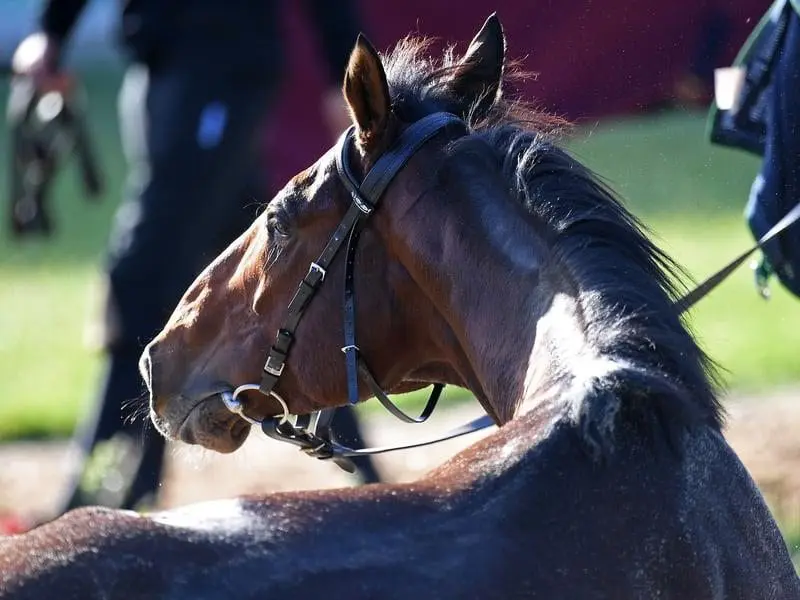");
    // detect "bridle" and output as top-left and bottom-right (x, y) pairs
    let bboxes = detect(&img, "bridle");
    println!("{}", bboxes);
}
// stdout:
(219, 109), (800, 473)
(220, 112), (493, 473)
